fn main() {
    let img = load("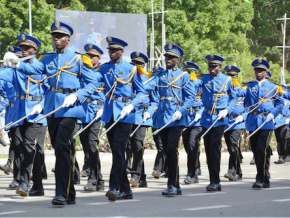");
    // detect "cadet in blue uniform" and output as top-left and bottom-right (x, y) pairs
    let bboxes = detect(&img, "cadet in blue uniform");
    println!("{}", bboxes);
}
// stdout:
(6, 21), (99, 205)
(97, 37), (146, 201)
(128, 51), (158, 188)
(80, 43), (105, 191)
(145, 43), (195, 196)
(0, 34), (48, 197)
(182, 61), (204, 184)
(150, 66), (168, 179)
(274, 94), (290, 164)
(198, 55), (237, 191)
(223, 65), (245, 181)
(240, 58), (283, 189)
(0, 46), (21, 178)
